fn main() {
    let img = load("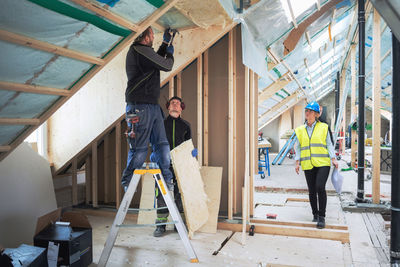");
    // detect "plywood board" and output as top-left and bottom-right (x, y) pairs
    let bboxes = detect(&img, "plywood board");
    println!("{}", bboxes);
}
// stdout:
(137, 173), (156, 225)
(199, 166), (223, 233)
(170, 140), (209, 236)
